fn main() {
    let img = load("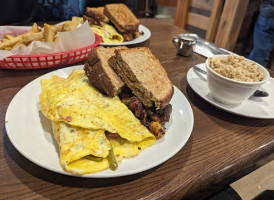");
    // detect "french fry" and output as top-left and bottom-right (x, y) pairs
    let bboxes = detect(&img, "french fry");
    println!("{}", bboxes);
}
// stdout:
(72, 16), (83, 24)
(4, 35), (15, 40)
(11, 40), (23, 49)
(56, 24), (64, 32)
(22, 32), (43, 45)
(0, 36), (22, 50)
(1, 38), (9, 43)
(61, 21), (78, 32)
(4, 47), (13, 51)
(43, 24), (57, 42)
(1, 17), (82, 50)
(70, 21), (79, 30)
(61, 21), (72, 32)
(28, 23), (40, 33)
(54, 32), (59, 42)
